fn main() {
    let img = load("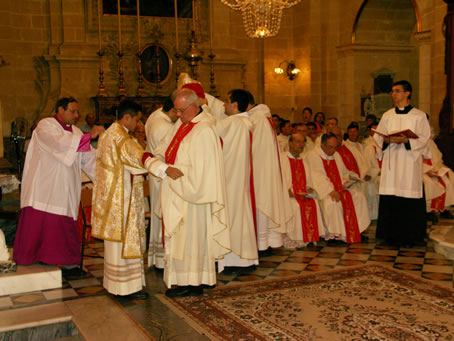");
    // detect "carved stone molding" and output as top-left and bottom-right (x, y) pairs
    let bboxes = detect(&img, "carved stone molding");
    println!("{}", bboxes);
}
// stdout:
(414, 30), (432, 43)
